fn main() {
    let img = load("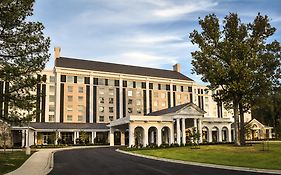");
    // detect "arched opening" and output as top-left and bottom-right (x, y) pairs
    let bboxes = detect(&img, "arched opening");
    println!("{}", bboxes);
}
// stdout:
(148, 127), (158, 146)
(161, 126), (170, 144)
(202, 127), (209, 143)
(212, 127), (219, 143)
(134, 127), (144, 146)
(222, 127), (228, 142)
